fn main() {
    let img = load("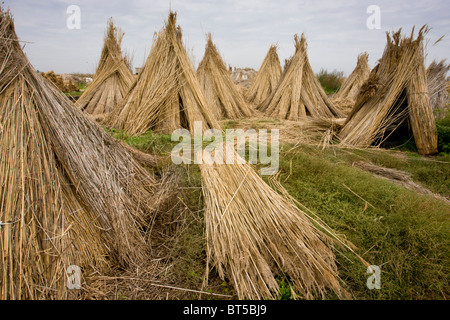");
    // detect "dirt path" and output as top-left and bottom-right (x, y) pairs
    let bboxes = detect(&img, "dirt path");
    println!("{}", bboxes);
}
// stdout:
(352, 160), (449, 203)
